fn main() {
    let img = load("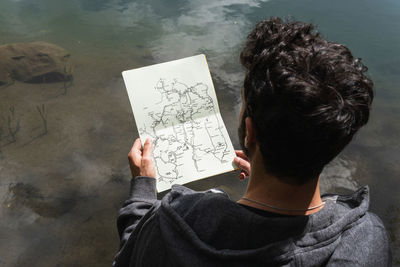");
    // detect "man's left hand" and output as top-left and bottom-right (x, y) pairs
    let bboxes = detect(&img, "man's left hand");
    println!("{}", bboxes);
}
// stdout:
(128, 138), (156, 178)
